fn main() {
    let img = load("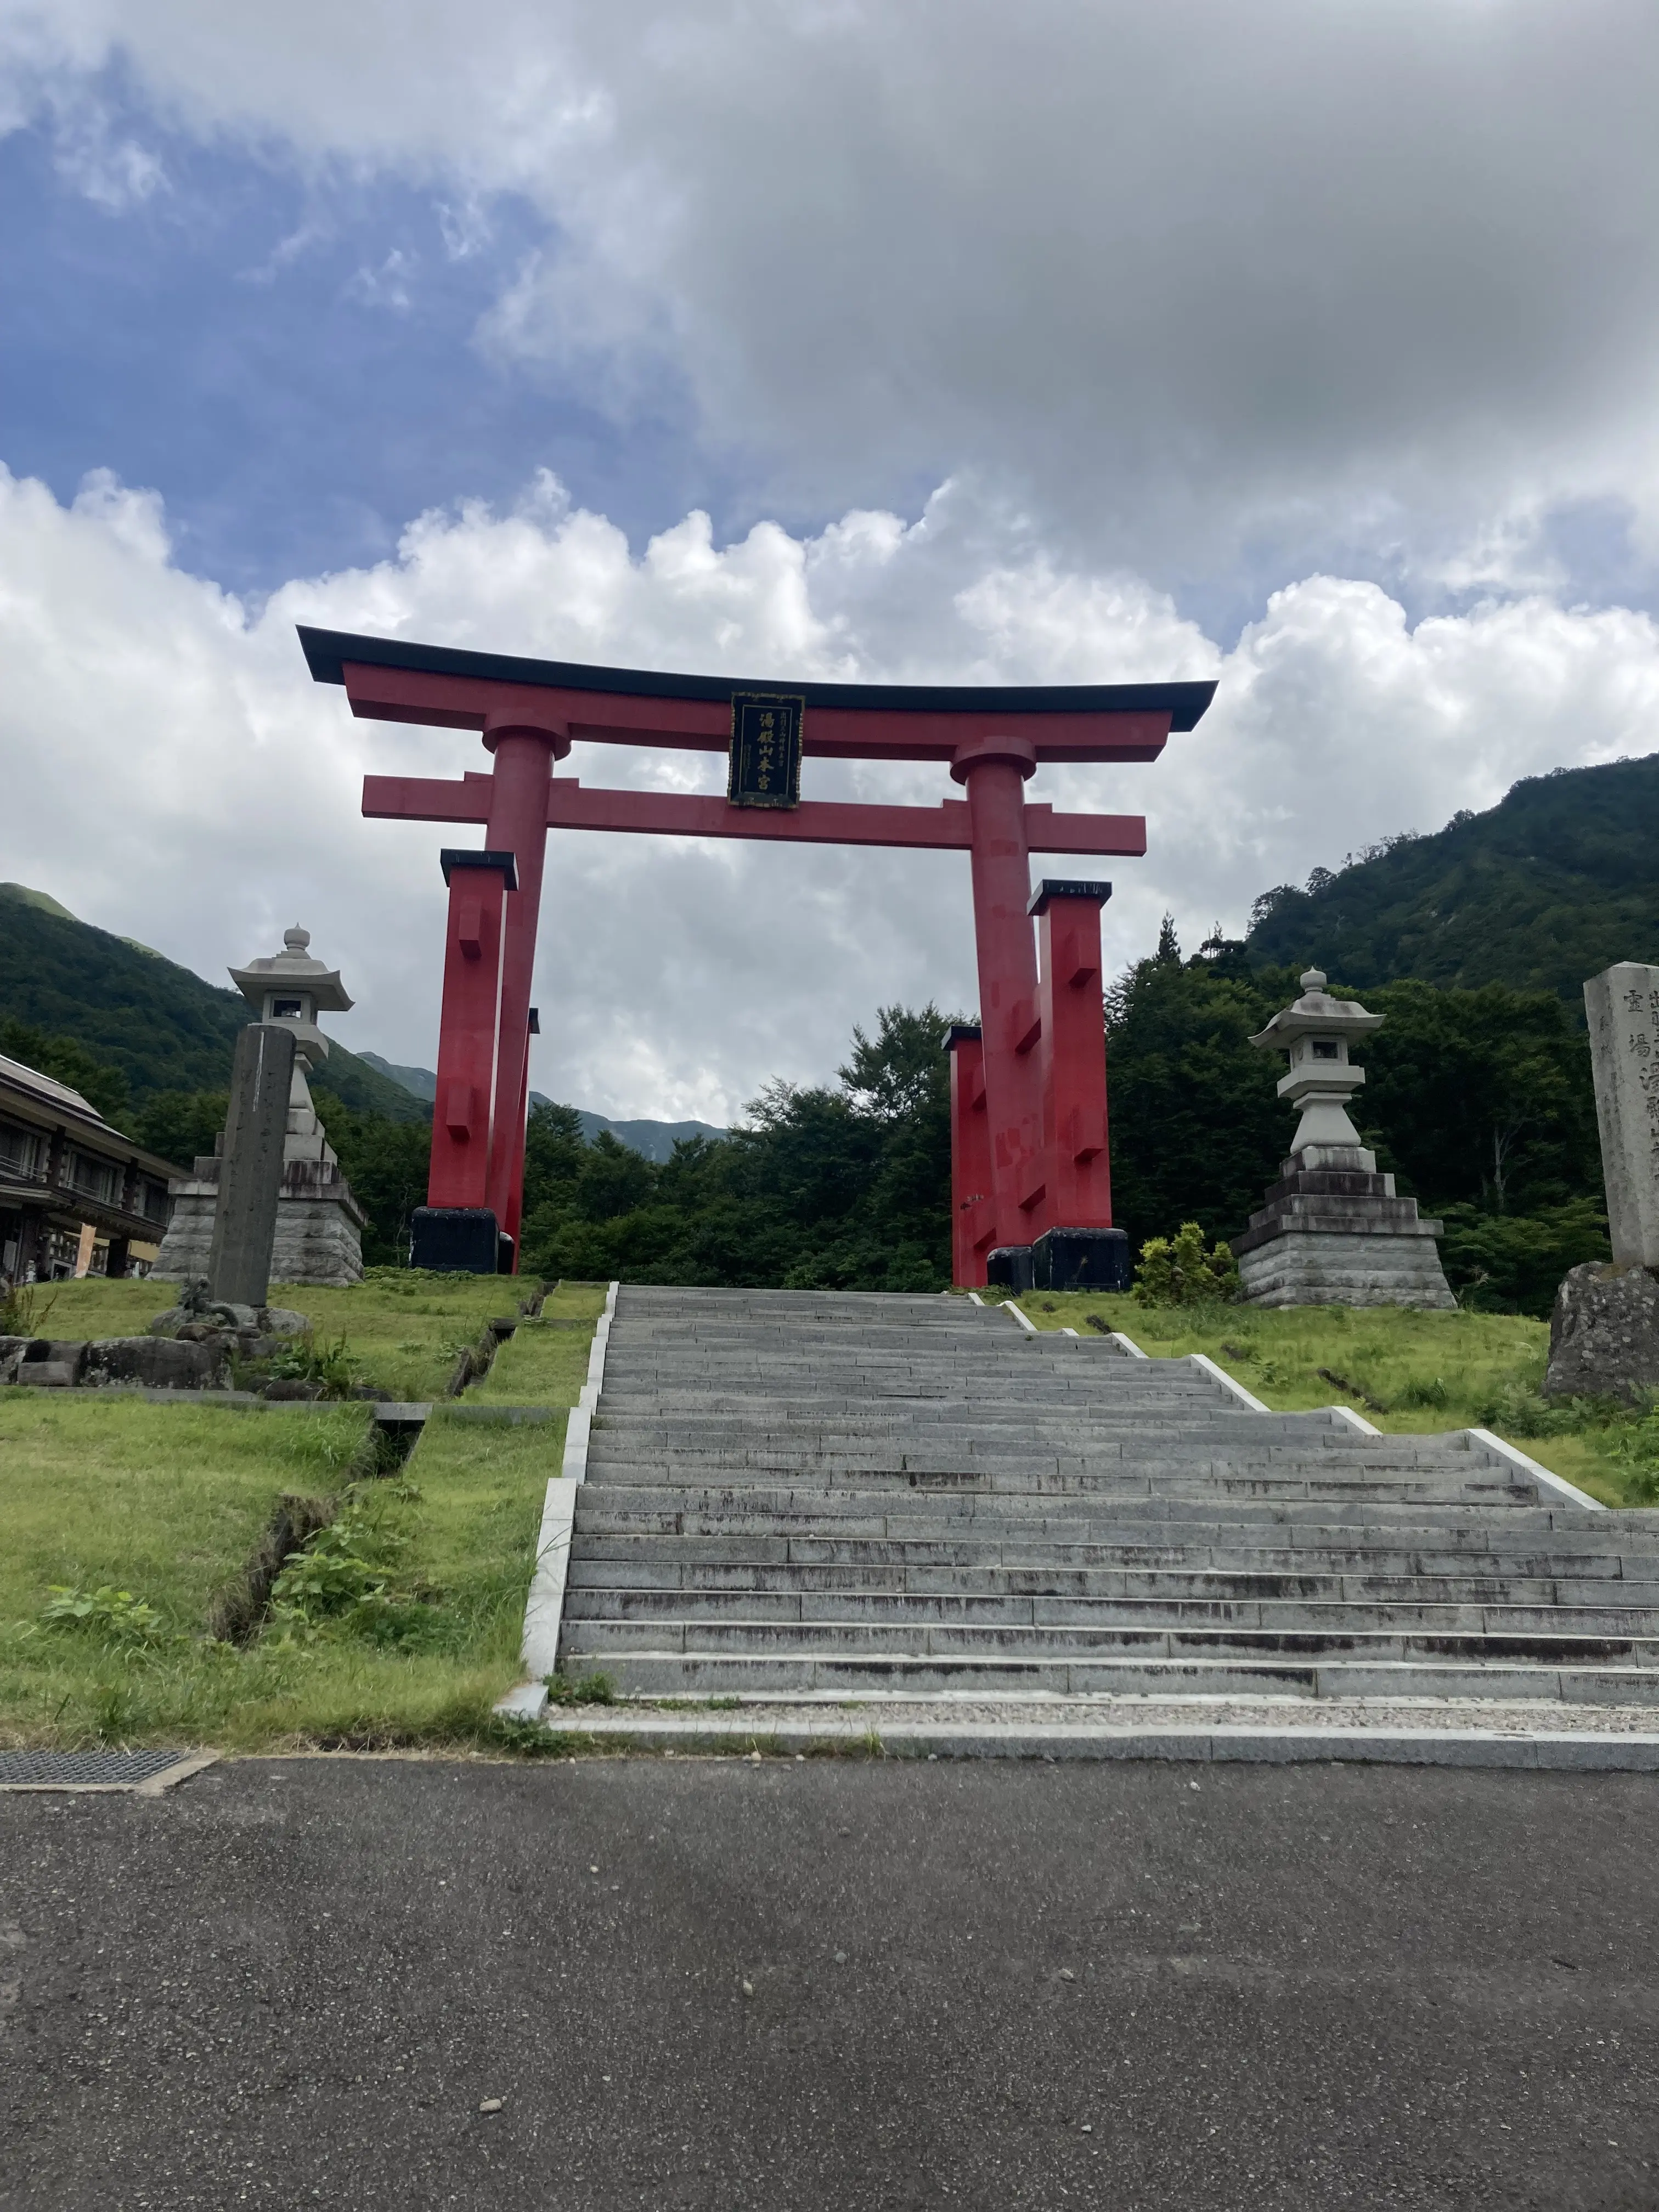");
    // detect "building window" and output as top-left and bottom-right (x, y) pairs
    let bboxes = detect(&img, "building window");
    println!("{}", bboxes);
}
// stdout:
(139, 1179), (169, 1224)
(0, 1124), (42, 1179)
(69, 1152), (120, 1205)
